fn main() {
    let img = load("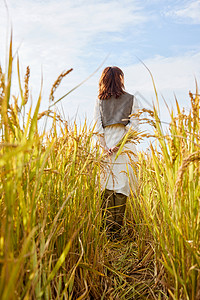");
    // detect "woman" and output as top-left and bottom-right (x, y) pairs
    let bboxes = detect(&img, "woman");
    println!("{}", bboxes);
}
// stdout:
(94, 66), (139, 237)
